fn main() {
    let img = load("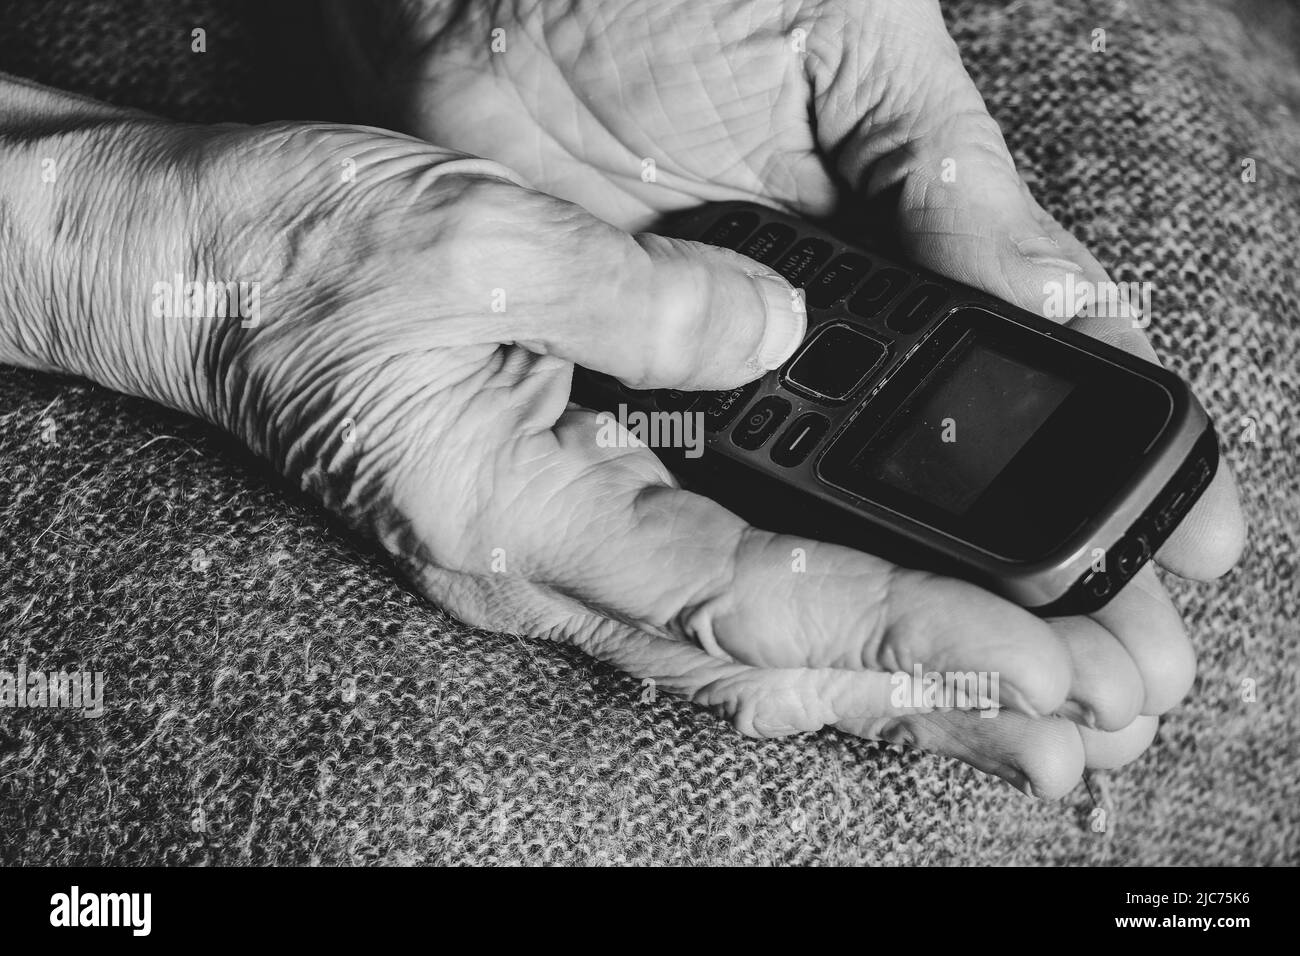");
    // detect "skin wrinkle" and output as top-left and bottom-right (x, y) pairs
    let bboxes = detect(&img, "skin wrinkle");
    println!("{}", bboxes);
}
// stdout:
(55, 124), (218, 416)
(656, 501), (748, 640)
(837, 559), (896, 672)
(687, 9), (772, 184)
(686, 78), (794, 194)
(565, 23), (712, 198)
(545, 1), (780, 200)
(416, 372), (532, 572)
(436, 38), (761, 219)
(492, 447), (582, 576)
(500, 566), (691, 666)
(809, 10), (891, 150)
(829, 26), (983, 193)
(542, 582), (658, 646)
(889, 110), (1019, 199)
